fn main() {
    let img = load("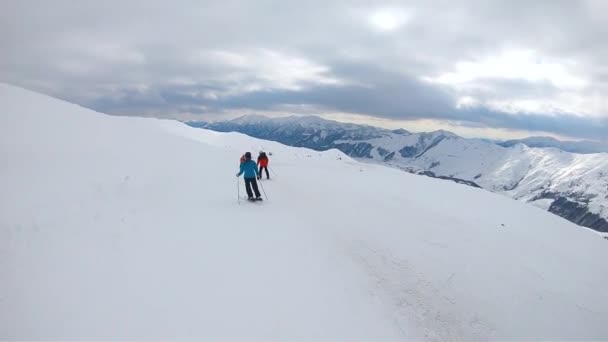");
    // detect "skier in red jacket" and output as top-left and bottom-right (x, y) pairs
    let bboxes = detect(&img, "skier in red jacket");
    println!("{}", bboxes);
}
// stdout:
(257, 151), (270, 180)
